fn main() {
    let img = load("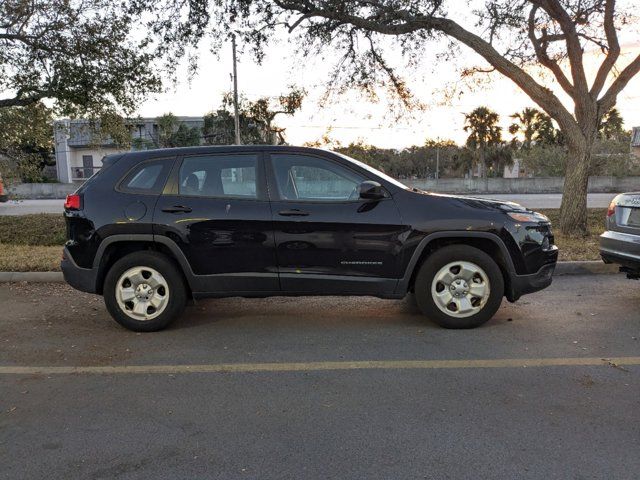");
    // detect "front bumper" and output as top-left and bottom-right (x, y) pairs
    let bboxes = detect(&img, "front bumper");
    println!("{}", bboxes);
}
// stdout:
(506, 262), (556, 302)
(61, 247), (99, 294)
(600, 231), (640, 274)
